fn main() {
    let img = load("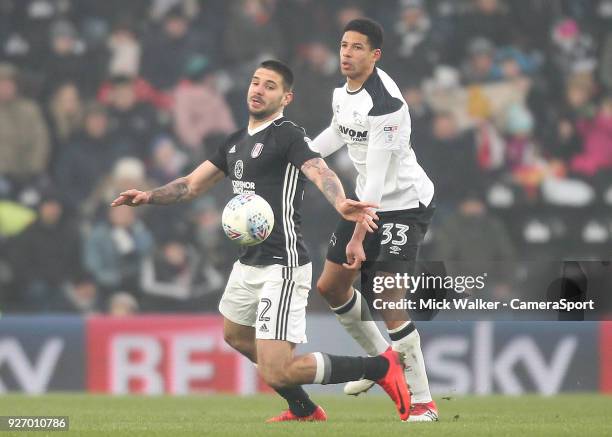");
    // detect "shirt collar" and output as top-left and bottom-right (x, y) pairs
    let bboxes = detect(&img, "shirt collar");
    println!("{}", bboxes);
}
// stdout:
(248, 112), (284, 136)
